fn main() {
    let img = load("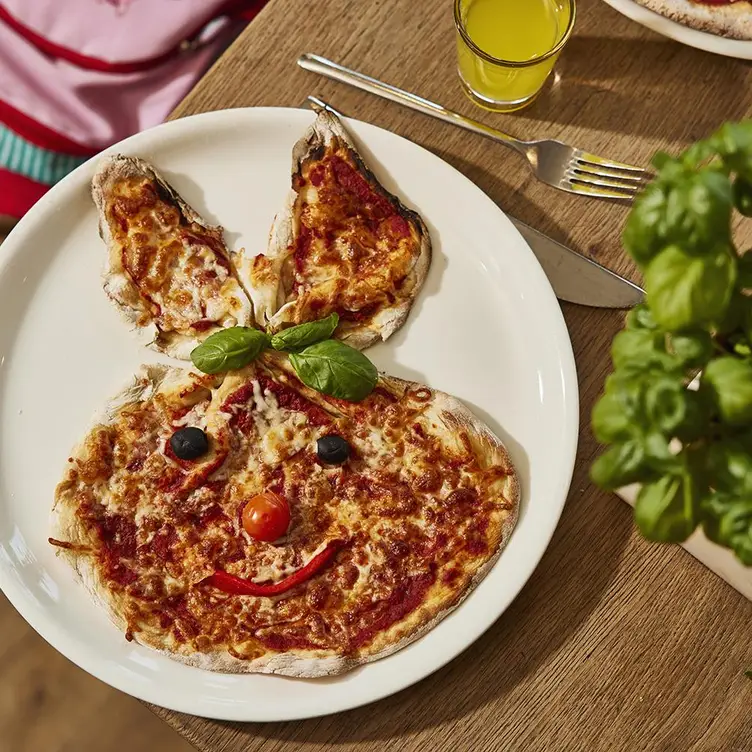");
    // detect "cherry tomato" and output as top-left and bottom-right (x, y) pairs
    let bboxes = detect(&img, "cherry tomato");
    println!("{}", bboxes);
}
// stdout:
(242, 492), (290, 542)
